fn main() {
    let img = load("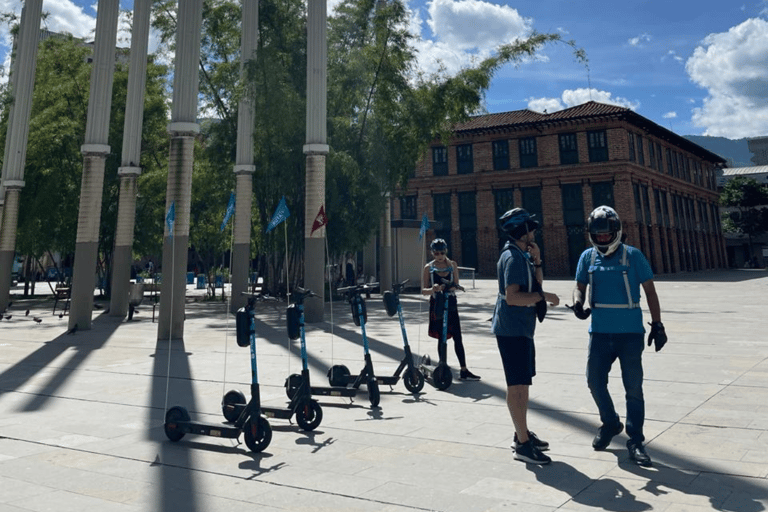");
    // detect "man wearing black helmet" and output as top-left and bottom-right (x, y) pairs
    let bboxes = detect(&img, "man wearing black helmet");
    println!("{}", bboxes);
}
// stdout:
(569, 205), (667, 467)
(421, 238), (480, 381)
(492, 208), (559, 465)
